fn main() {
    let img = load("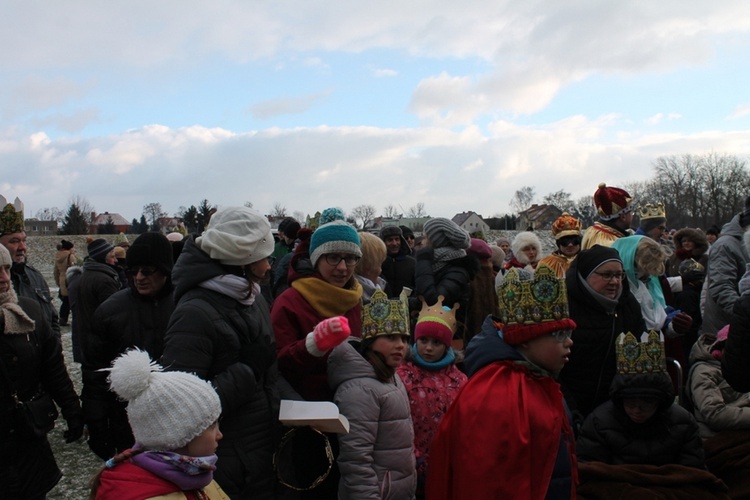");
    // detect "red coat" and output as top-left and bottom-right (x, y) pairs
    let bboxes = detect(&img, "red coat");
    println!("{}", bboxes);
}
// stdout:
(427, 361), (577, 500)
(96, 461), (226, 500)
